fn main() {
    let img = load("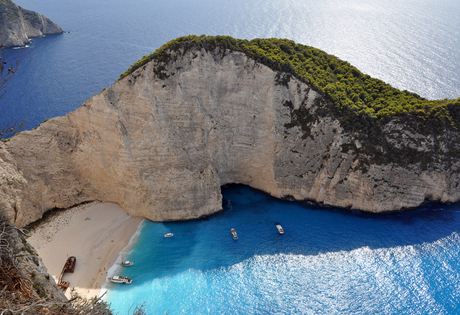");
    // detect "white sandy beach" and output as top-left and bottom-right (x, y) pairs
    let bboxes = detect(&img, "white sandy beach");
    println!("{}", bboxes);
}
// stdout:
(27, 201), (143, 300)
